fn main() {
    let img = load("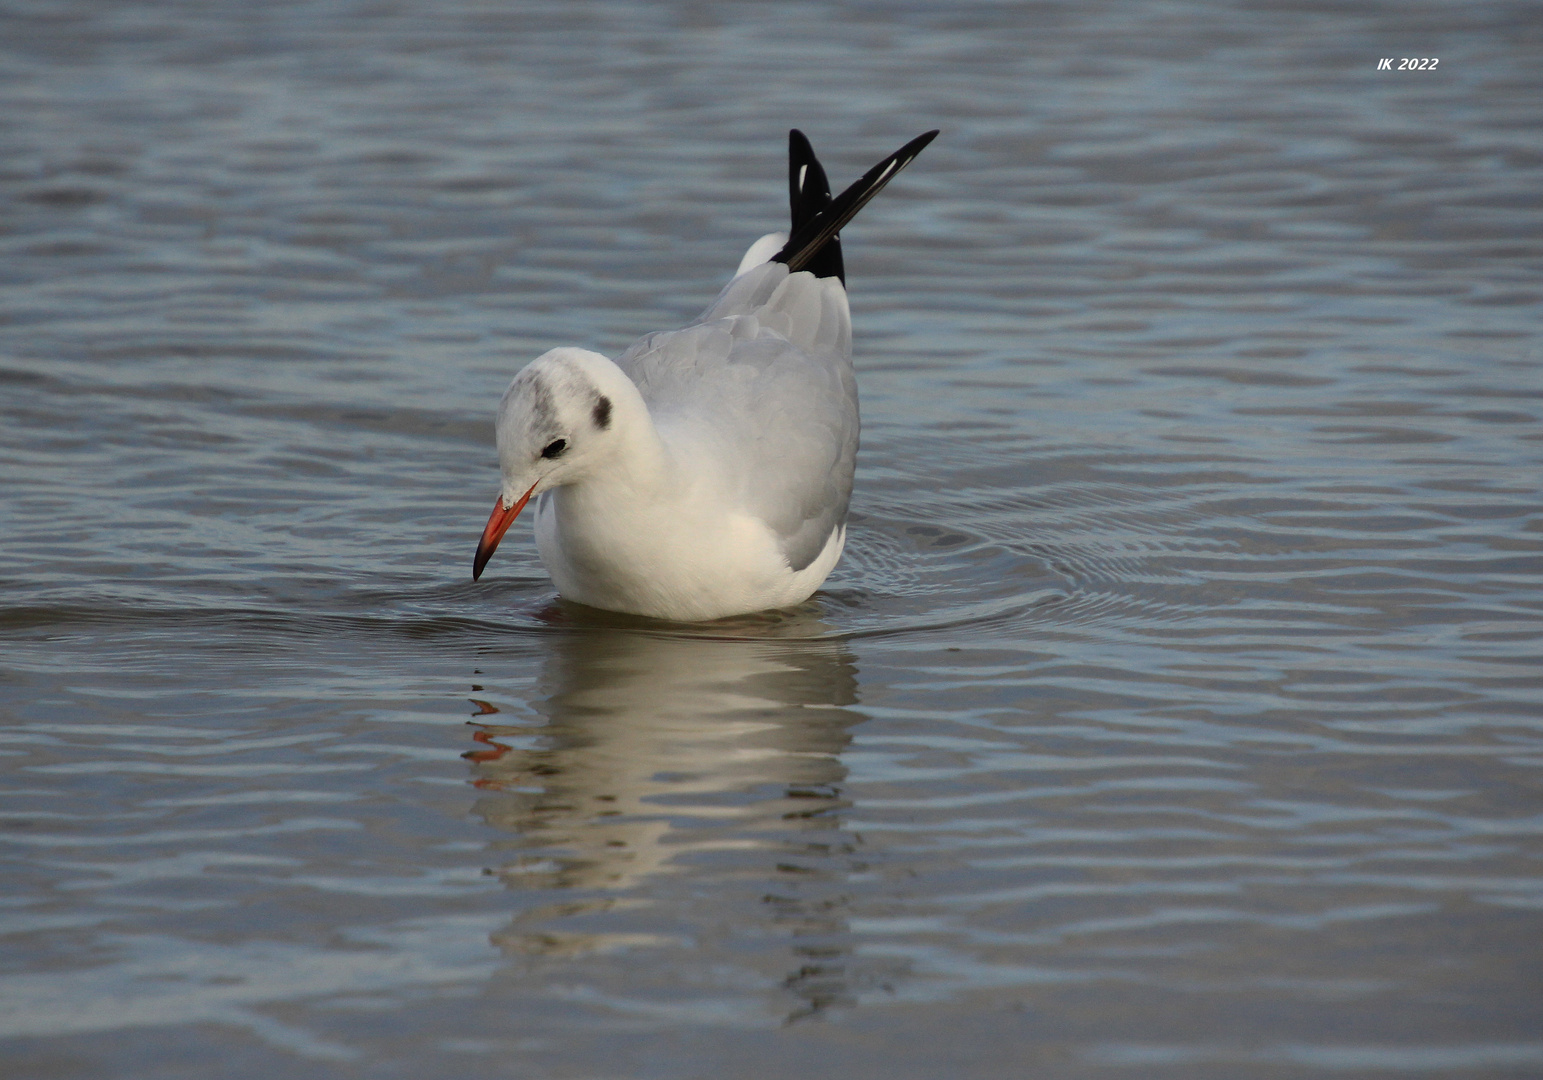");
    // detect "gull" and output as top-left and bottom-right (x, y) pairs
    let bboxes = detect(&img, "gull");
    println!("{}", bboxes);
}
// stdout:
(472, 128), (938, 621)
